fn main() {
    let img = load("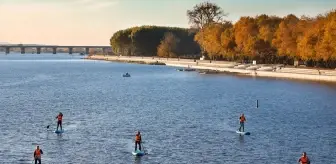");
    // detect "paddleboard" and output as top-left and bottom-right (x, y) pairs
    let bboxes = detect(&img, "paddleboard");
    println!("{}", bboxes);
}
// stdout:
(132, 150), (145, 156)
(236, 131), (250, 135)
(54, 129), (64, 134)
